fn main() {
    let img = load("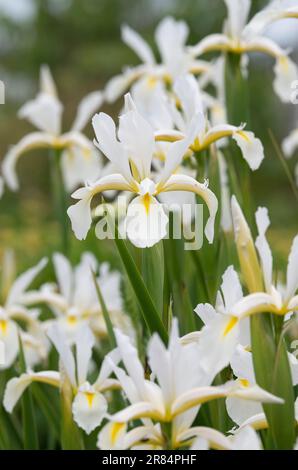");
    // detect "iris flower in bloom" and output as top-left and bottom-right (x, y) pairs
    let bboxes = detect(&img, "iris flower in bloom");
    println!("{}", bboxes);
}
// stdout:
(105, 17), (210, 103)
(0, 255), (47, 369)
(24, 252), (132, 344)
(3, 324), (120, 435)
(189, 0), (298, 102)
(2, 65), (103, 192)
(155, 74), (265, 171)
(103, 321), (282, 450)
(67, 94), (218, 248)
